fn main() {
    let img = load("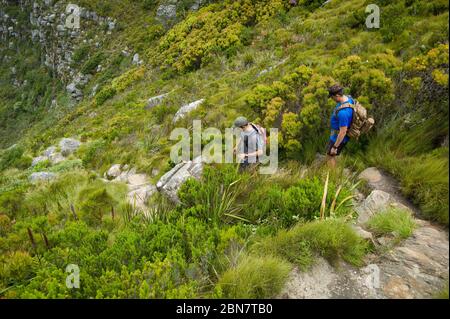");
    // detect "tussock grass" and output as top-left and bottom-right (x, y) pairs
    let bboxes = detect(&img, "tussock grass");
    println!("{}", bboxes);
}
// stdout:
(216, 254), (291, 299)
(366, 208), (417, 240)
